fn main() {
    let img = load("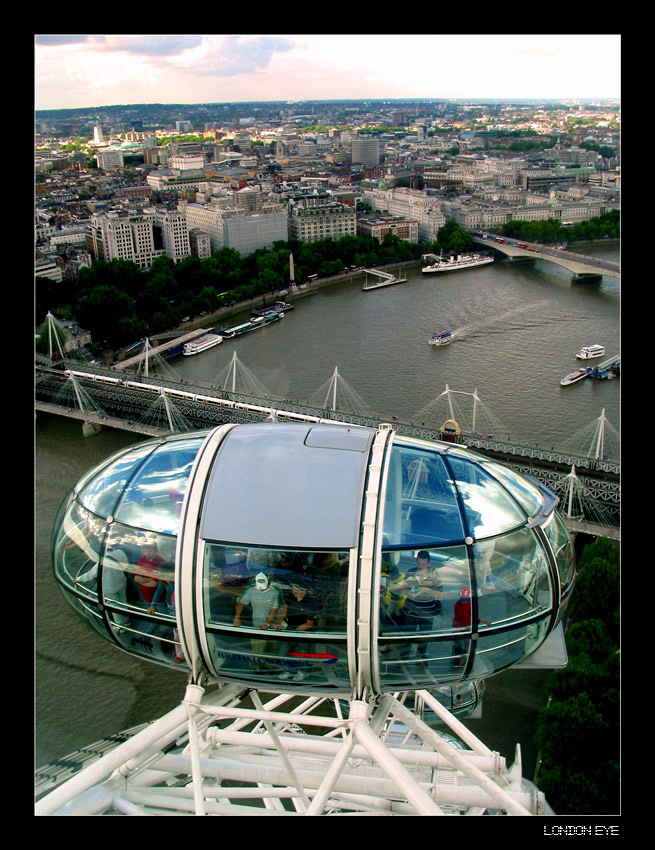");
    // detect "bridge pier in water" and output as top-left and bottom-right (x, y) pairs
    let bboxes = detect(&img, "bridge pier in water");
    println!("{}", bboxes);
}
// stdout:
(572, 273), (603, 284)
(82, 421), (102, 437)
